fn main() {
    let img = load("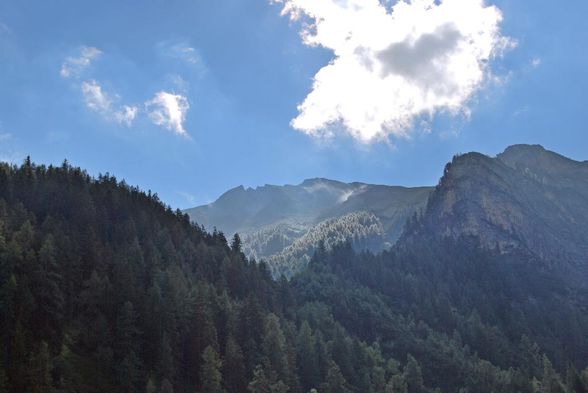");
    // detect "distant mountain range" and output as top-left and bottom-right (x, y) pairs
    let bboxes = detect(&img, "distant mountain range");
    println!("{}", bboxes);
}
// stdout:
(186, 144), (588, 280)
(184, 179), (432, 277)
